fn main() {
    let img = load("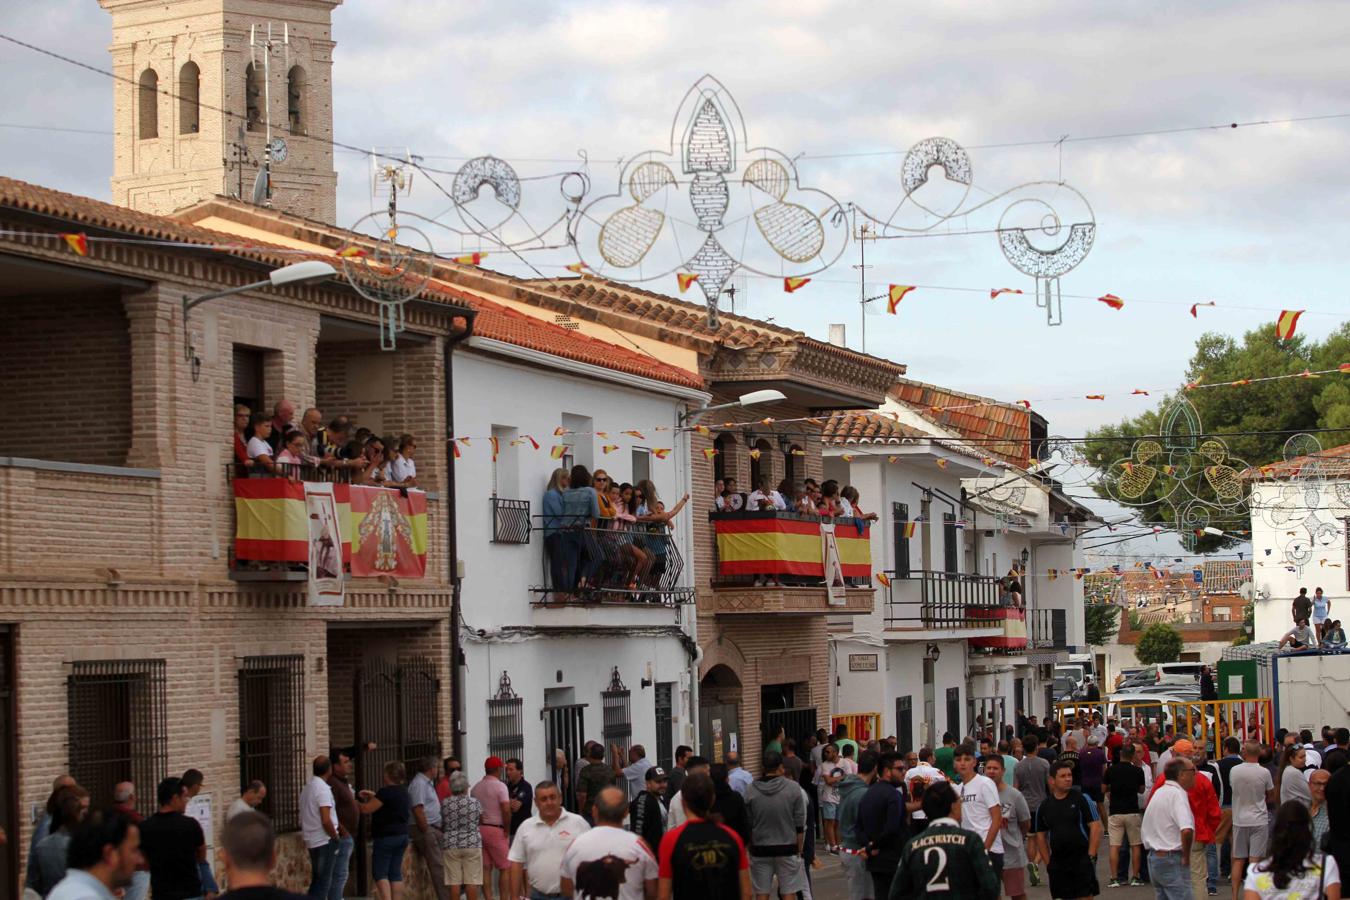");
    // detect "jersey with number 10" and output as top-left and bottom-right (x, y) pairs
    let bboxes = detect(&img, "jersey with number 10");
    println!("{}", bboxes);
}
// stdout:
(887, 818), (999, 900)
